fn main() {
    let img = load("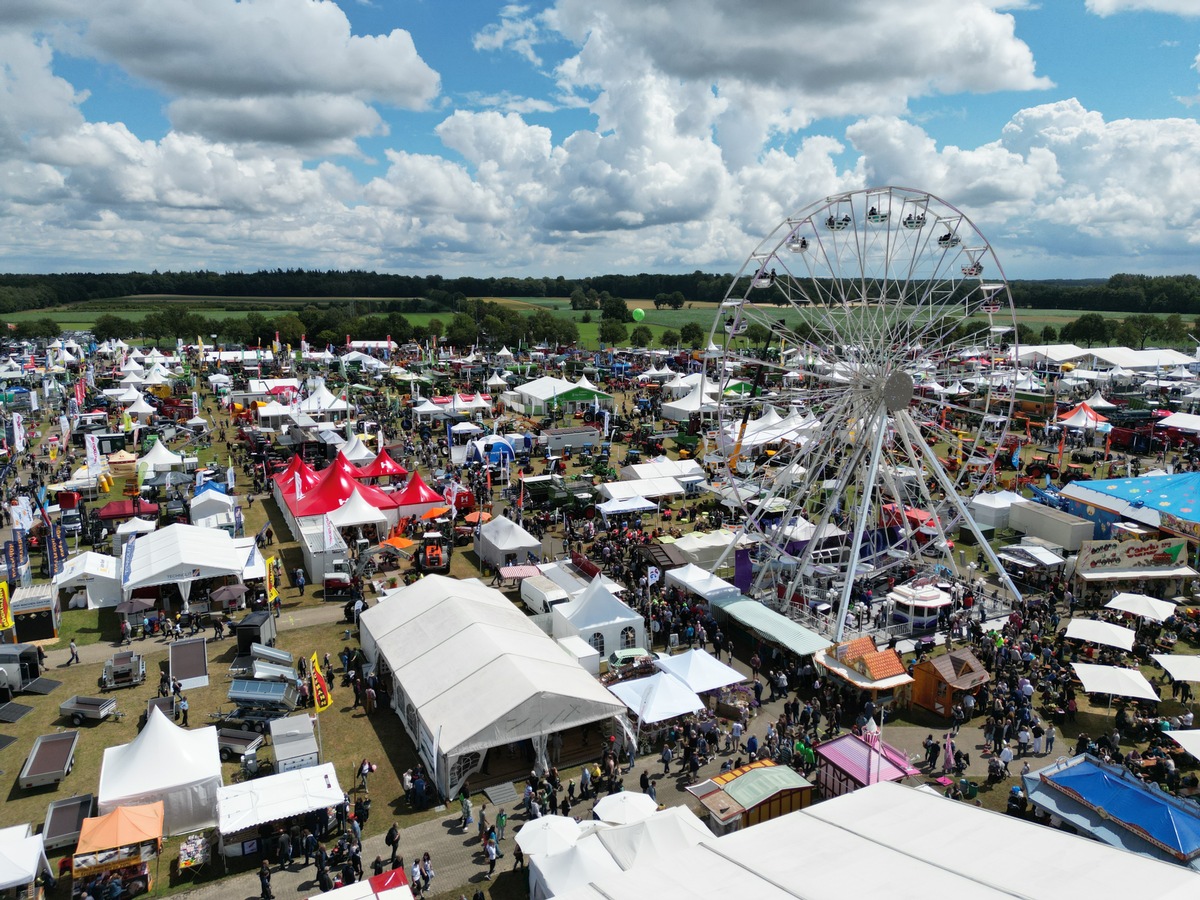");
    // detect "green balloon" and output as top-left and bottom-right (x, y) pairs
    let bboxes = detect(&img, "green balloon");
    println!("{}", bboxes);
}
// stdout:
(632, 308), (645, 322)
